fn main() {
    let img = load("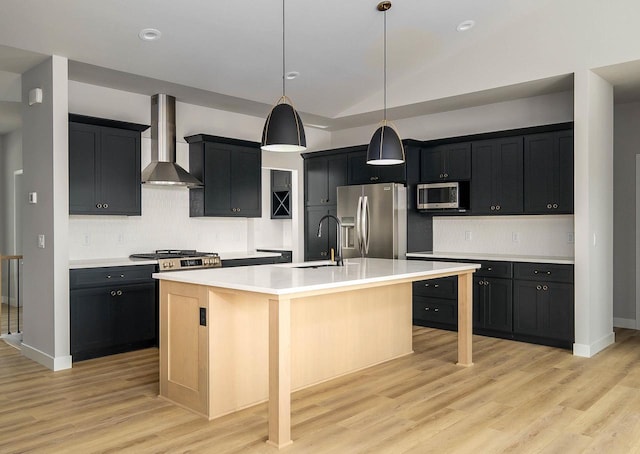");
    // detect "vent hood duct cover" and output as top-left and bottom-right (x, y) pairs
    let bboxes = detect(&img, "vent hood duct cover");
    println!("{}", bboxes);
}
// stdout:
(142, 94), (202, 187)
